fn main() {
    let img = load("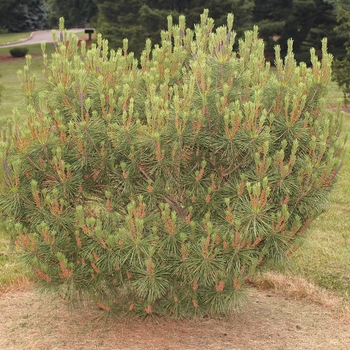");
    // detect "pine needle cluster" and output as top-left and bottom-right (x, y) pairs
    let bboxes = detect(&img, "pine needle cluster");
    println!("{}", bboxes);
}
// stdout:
(0, 12), (345, 317)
